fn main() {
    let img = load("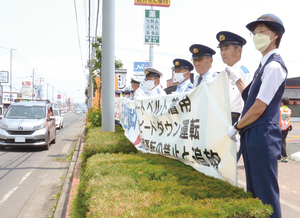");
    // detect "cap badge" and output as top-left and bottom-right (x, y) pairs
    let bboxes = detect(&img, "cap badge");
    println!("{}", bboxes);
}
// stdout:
(175, 61), (180, 66)
(193, 48), (199, 54)
(146, 70), (149, 74)
(219, 34), (225, 41)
